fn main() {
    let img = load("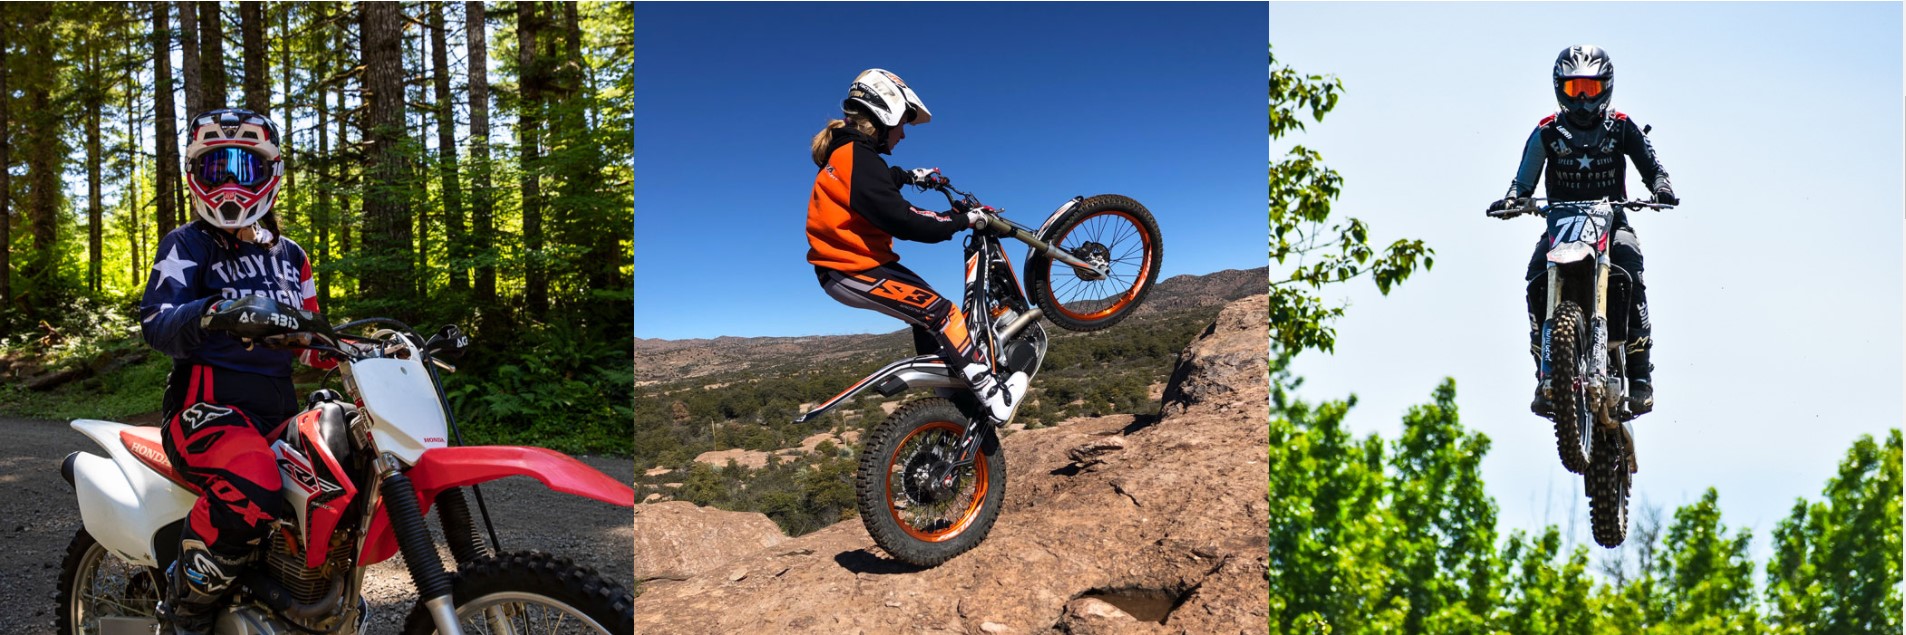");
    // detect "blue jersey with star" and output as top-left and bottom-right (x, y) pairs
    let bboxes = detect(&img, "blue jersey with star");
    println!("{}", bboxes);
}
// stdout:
(1504, 111), (1672, 204)
(140, 221), (323, 377)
